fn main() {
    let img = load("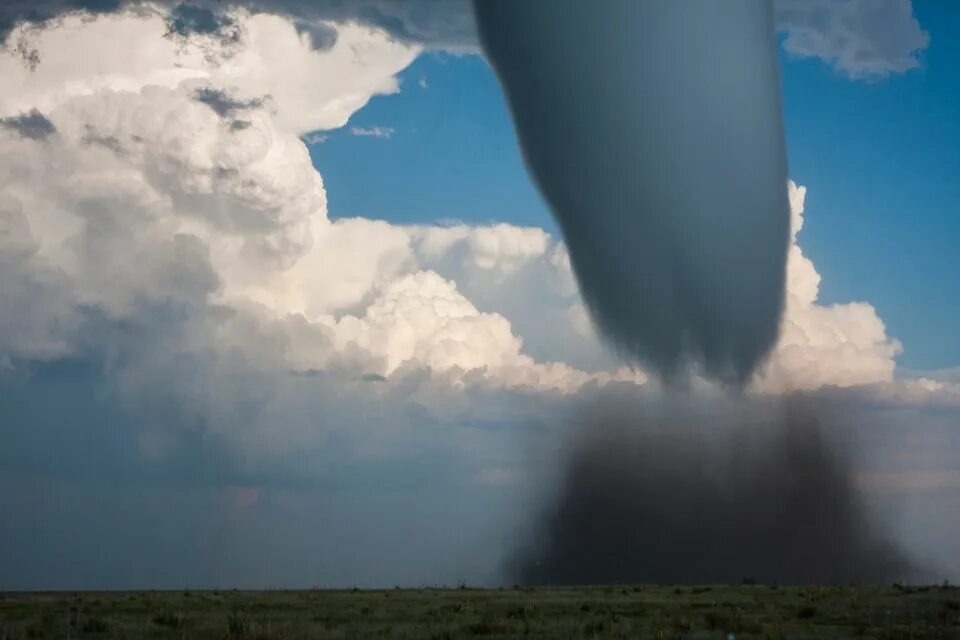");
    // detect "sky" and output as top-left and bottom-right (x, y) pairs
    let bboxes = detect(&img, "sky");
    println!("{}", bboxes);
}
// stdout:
(0, 0), (958, 589)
